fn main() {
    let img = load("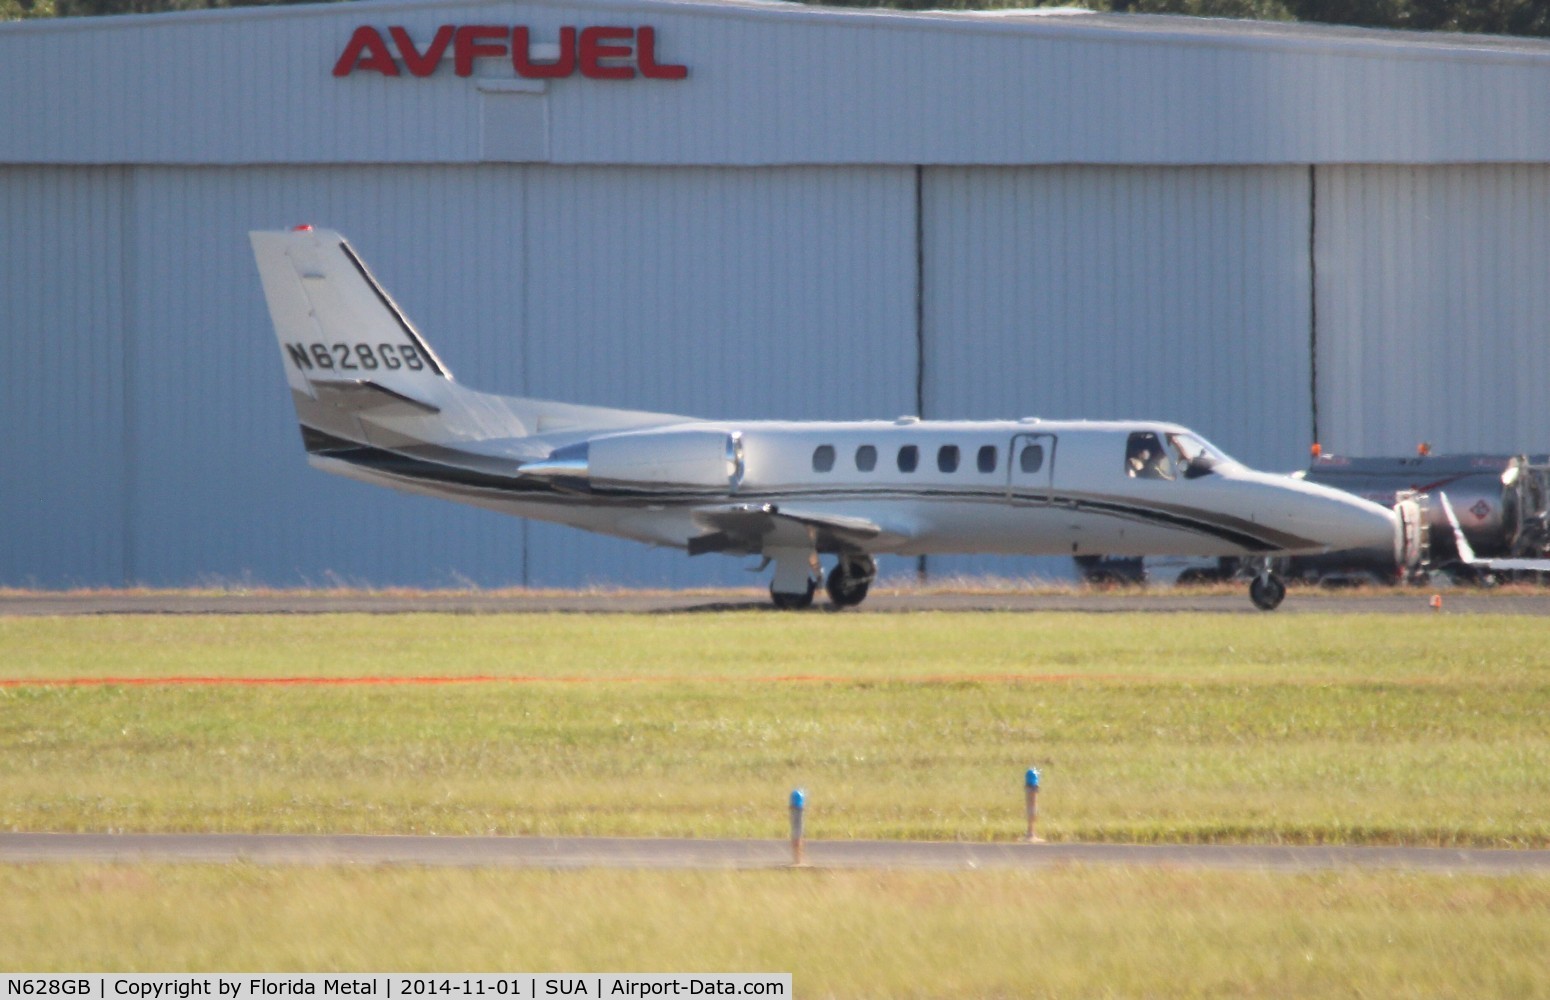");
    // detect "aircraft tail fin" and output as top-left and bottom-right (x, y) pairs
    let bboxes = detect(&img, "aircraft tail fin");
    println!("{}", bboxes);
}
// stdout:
(253, 226), (695, 476)
(250, 226), (532, 459)
(251, 225), (454, 403)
